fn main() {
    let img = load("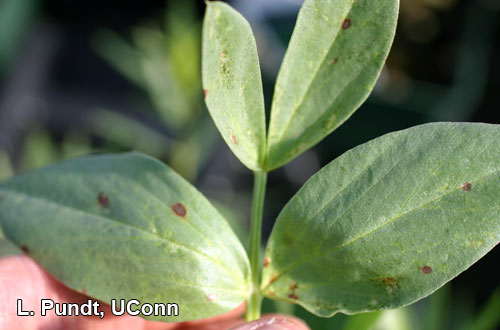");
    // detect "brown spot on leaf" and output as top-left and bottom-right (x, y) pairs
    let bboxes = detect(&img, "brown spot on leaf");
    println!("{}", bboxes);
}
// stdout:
(376, 276), (399, 289)
(203, 89), (208, 99)
(268, 291), (275, 296)
(21, 245), (30, 254)
(289, 282), (298, 291)
(330, 58), (338, 65)
(342, 18), (351, 30)
(383, 277), (398, 286)
(383, 277), (398, 287)
(172, 203), (187, 218)
(97, 192), (109, 208)
(269, 275), (279, 284)
(288, 293), (299, 300)
(206, 293), (218, 302)
(421, 266), (432, 274)
(376, 276), (399, 294)
(264, 257), (270, 268)
(230, 134), (238, 145)
(462, 182), (472, 191)
(284, 235), (293, 245)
